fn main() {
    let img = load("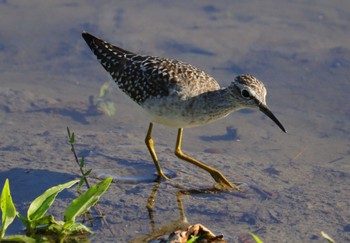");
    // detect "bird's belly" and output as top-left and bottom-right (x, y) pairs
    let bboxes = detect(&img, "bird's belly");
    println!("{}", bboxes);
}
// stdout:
(148, 114), (198, 128)
(140, 96), (228, 128)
